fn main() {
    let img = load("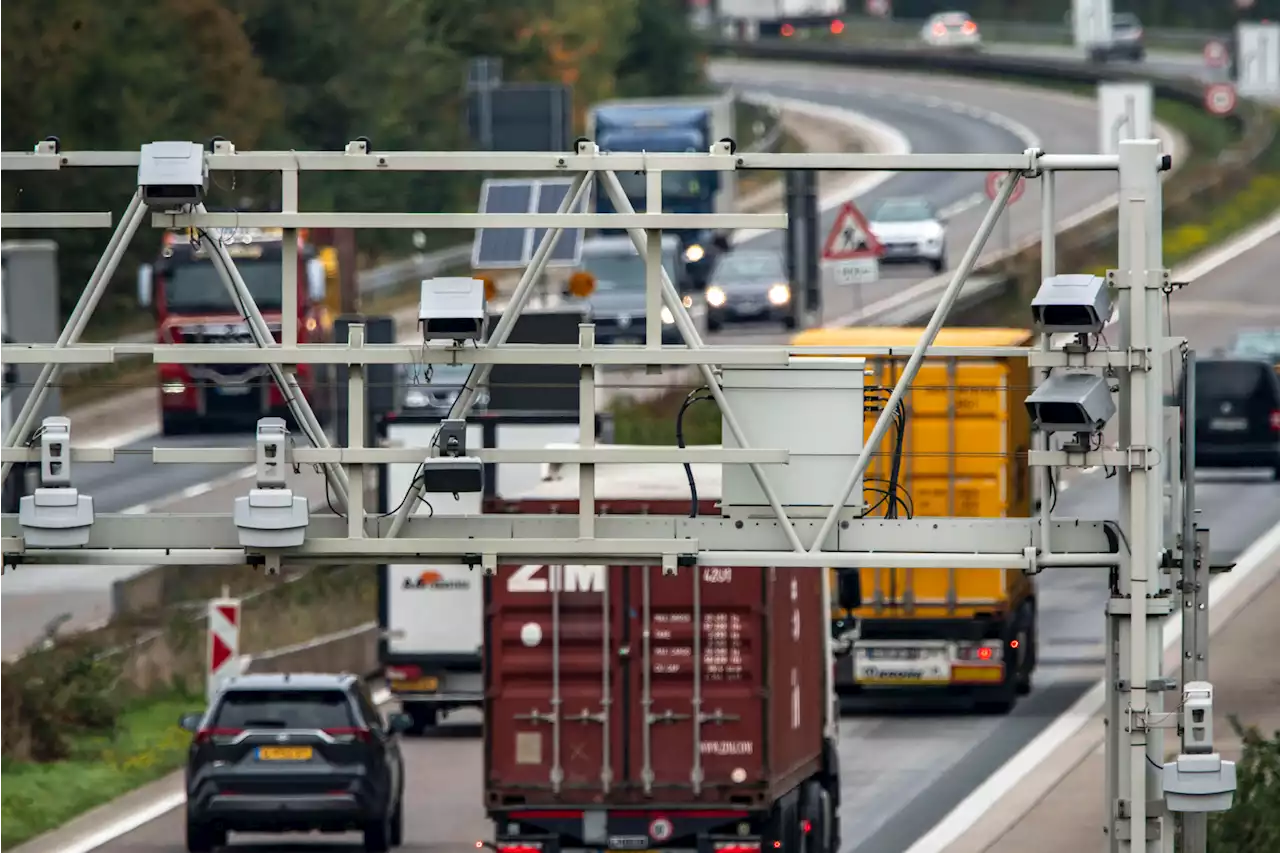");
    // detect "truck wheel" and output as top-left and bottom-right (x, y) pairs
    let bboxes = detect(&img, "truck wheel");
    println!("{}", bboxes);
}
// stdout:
(406, 703), (437, 735)
(800, 780), (832, 853)
(1016, 603), (1037, 696)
